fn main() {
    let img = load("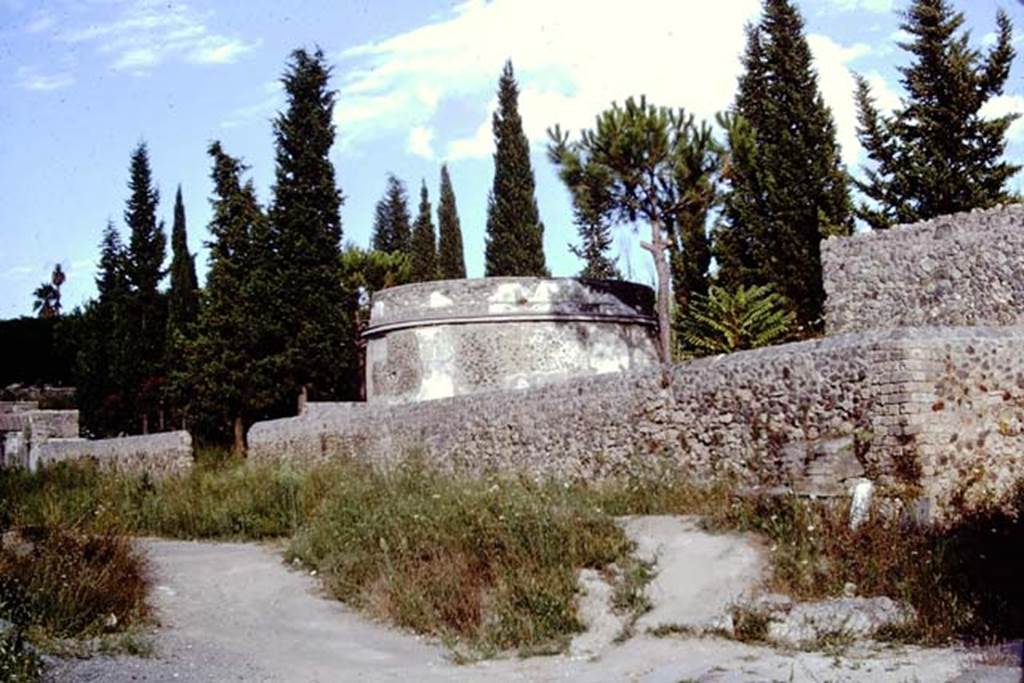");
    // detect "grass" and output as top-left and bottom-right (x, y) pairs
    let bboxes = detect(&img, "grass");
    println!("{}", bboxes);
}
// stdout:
(2, 456), (1023, 656)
